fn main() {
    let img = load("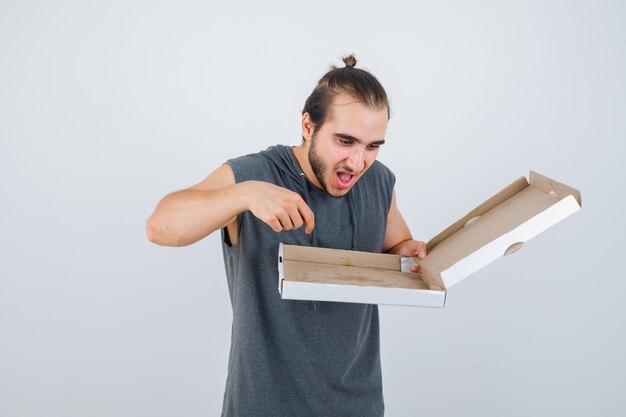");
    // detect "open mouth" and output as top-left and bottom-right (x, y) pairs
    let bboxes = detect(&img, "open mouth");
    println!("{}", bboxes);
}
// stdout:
(336, 171), (355, 189)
